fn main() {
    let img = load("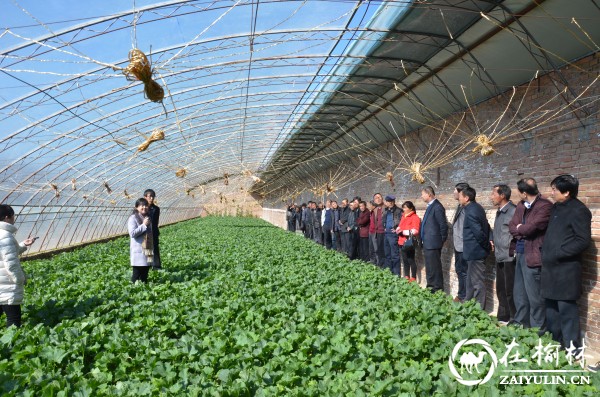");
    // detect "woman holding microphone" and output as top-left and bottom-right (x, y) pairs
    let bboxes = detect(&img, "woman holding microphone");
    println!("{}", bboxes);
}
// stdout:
(128, 198), (154, 283)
